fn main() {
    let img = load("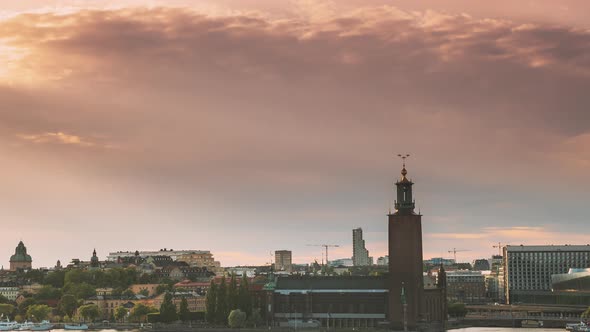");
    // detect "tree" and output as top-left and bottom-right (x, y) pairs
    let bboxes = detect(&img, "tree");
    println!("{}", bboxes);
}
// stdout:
(448, 302), (468, 318)
(18, 298), (37, 316)
(0, 303), (15, 318)
(63, 282), (96, 299)
(205, 281), (217, 323)
(121, 289), (135, 298)
(35, 285), (62, 301)
(0, 294), (10, 304)
(582, 307), (590, 318)
(216, 277), (228, 324)
(130, 303), (158, 323)
(159, 292), (178, 323)
(43, 270), (66, 288)
(58, 294), (78, 317)
(138, 289), (150, 297)
(247, 308), (263, 328)
(228, 309), (247, 328)
(78, 304), (101, 322)
(238, 275), (252, 316)
(155, 284), (172, 296)
(26, 304), (51, 322)
(228, 274), (238, 311)
(115, 306), (128, 322)
(179, 297), (190, 322)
